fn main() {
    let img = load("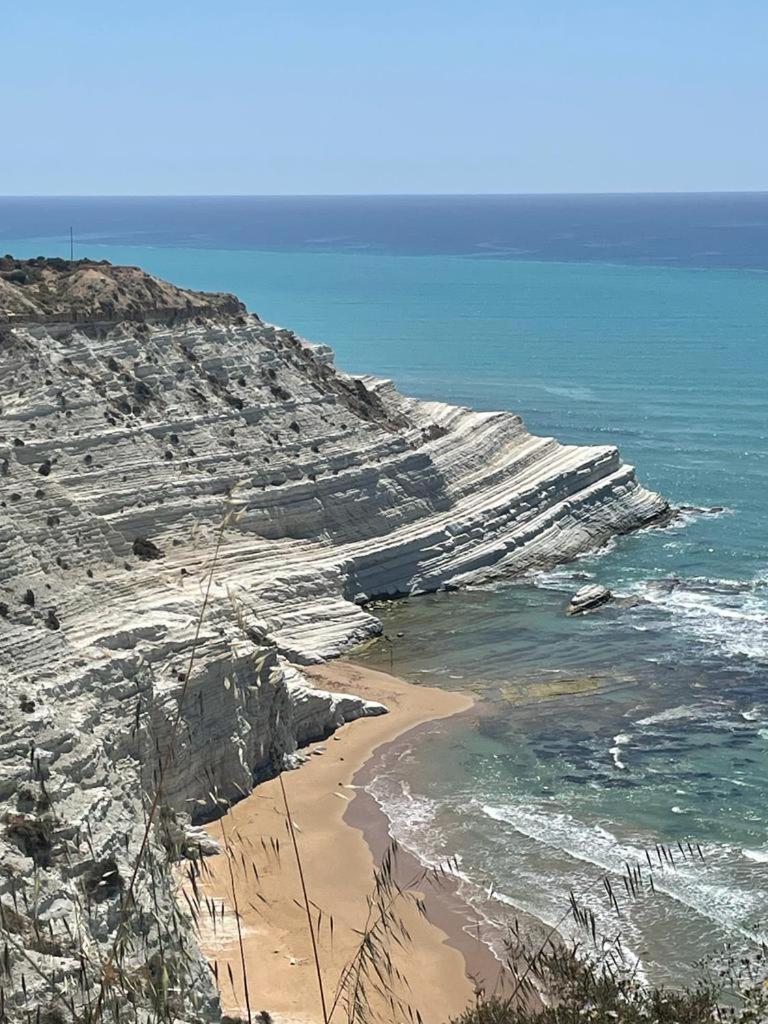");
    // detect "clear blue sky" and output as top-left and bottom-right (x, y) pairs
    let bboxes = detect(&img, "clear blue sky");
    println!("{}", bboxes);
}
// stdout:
(5, 1), (767, 195)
